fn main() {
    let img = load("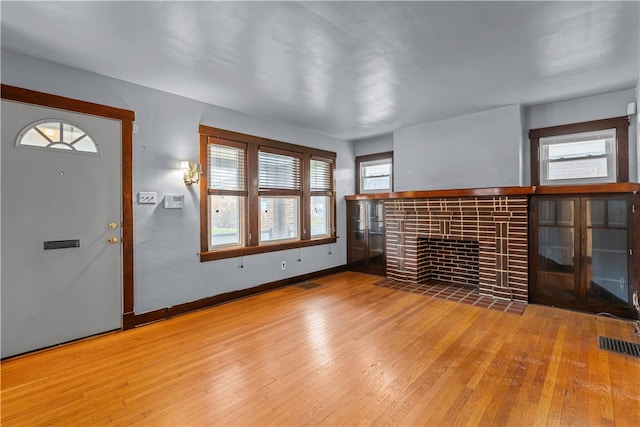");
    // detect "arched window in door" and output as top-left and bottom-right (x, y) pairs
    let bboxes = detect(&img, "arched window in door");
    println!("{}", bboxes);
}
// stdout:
(16, 119), (100, 155)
